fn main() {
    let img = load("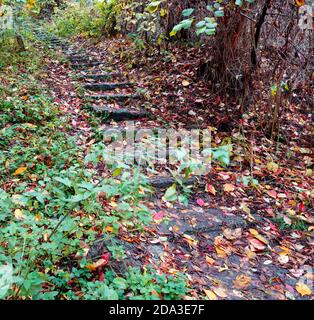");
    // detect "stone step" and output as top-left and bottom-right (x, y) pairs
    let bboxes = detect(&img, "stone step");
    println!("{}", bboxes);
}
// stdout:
(148, 176), (198, 189)
(68, 57), (91, 62)
(67, 54), (88, 60)
(78, 68), (109, 74)
(72, 62), (102, 69)
(64, 50), (85, 56)
(83, 82), (134, 91)
(87, 93), (141, 102)
(78, 72), (122, 81)
(92, 107), (150, 121)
